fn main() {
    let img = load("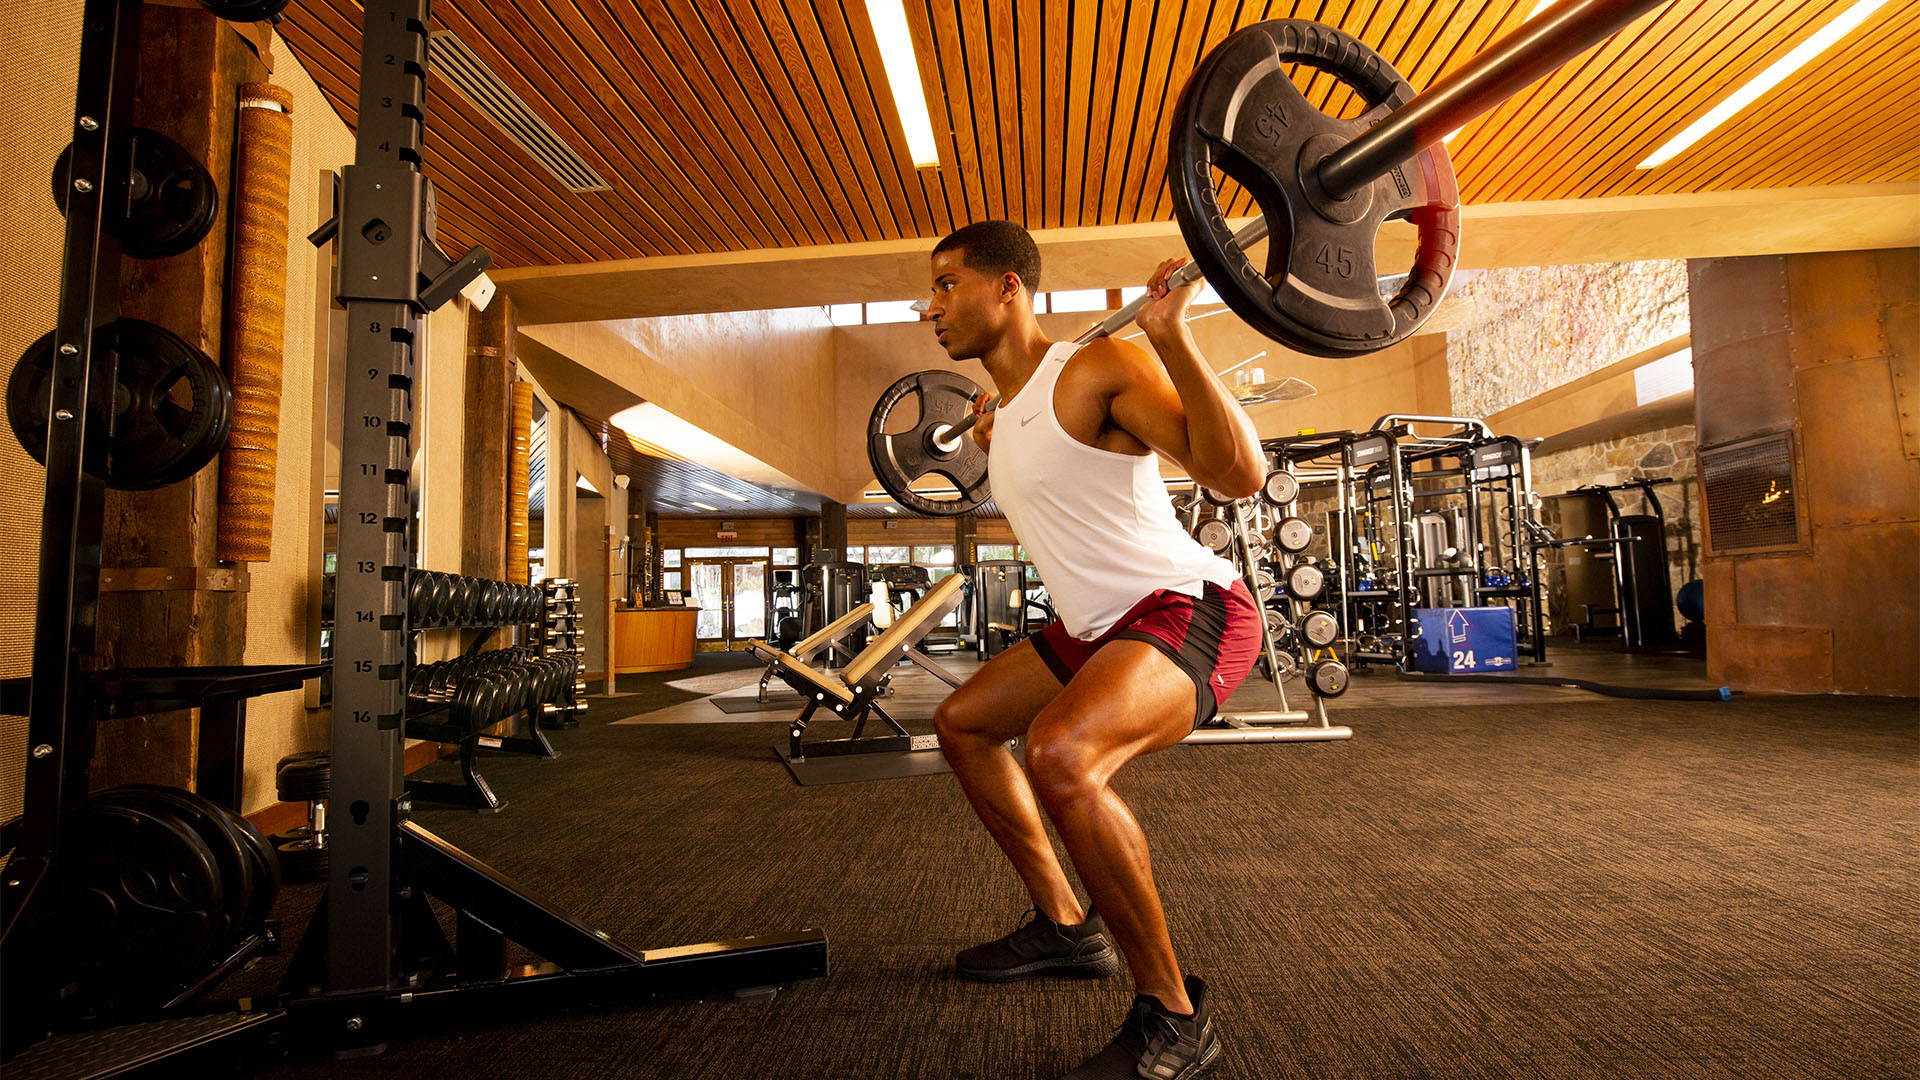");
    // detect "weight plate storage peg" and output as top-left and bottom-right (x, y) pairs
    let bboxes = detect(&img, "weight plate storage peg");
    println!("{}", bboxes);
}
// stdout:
(1168, 20), (1460, 357)
(867, 370), (992, 517)
(52, 127), (219, 259)
(8, 319), (234, 490)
